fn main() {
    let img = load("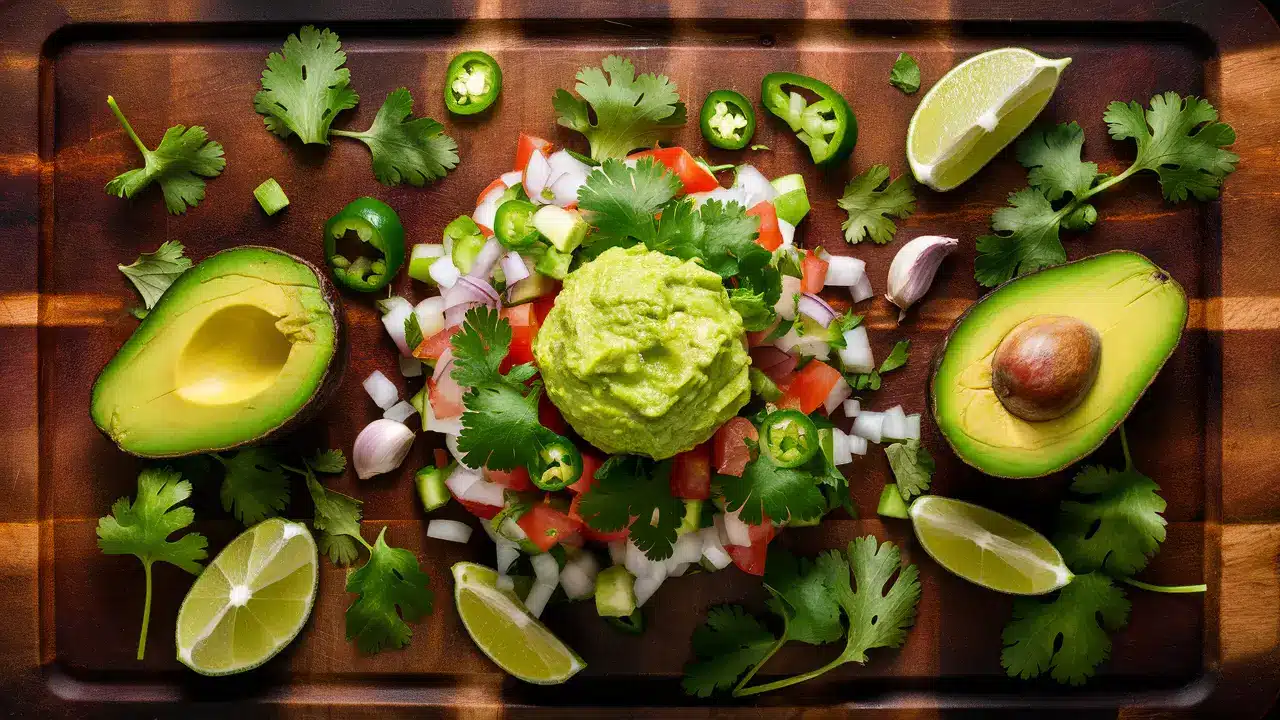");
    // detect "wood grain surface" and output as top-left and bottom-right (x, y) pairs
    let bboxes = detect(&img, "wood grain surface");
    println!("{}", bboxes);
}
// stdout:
(1, 0), (1279, 717)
